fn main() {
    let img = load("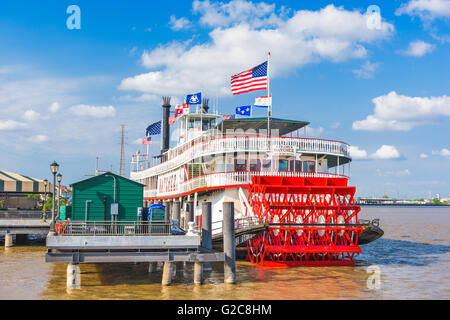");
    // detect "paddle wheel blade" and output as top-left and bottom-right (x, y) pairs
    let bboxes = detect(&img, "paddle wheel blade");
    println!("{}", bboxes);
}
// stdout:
(246, 176), (363, 267)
